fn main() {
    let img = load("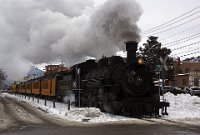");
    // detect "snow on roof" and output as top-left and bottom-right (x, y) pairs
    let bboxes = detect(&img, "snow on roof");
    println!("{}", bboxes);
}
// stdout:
(175, 73), (189, 76)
